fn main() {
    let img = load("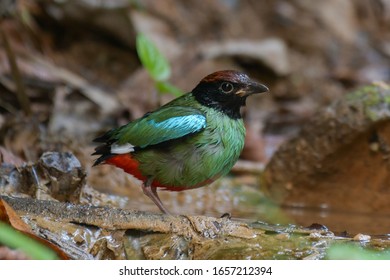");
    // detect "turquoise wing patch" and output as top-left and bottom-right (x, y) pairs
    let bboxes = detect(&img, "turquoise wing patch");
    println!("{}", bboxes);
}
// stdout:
(117, 106), (206, 148)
